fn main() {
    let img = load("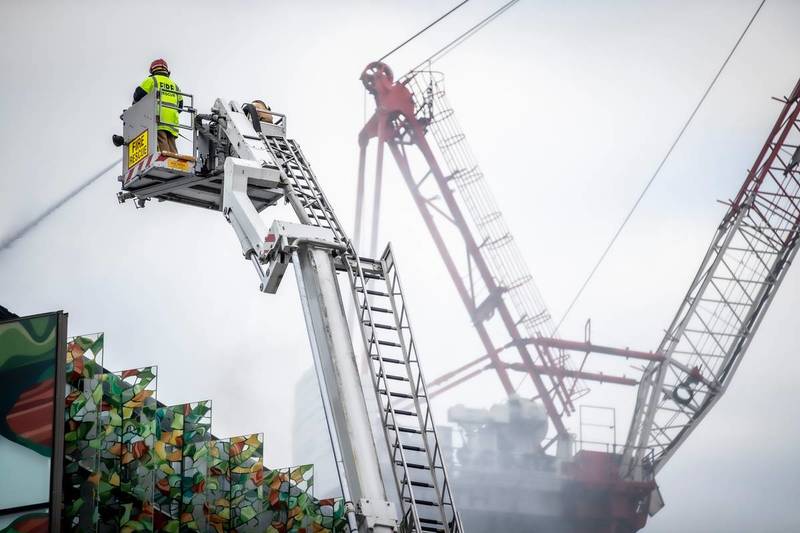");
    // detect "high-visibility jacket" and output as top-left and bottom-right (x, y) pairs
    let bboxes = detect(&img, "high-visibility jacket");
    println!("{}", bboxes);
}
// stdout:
(138, 74), (183, 136)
